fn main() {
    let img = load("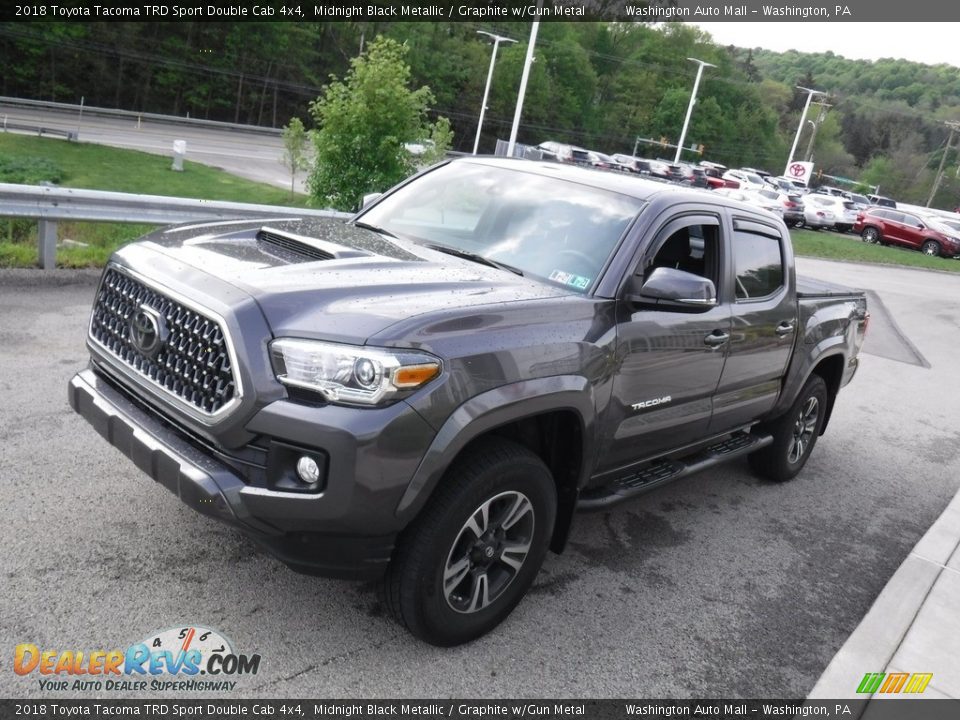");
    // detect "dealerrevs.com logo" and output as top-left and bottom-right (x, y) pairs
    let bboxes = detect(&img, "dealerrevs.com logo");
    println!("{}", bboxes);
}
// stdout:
(14, 626), (261, 692)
